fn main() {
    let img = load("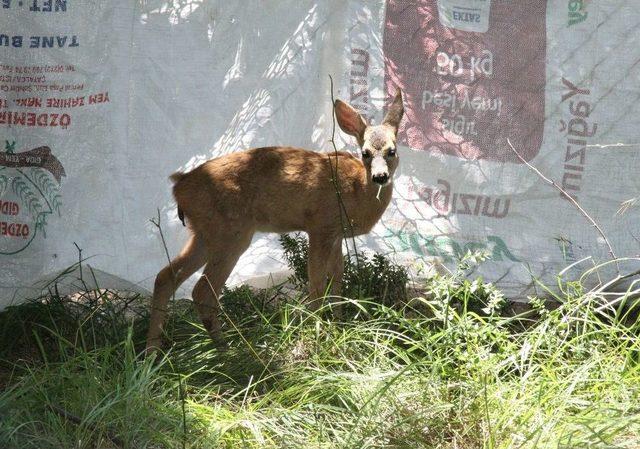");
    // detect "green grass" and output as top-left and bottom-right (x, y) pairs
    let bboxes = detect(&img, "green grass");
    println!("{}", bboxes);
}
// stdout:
(1, 261), (640, 448)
